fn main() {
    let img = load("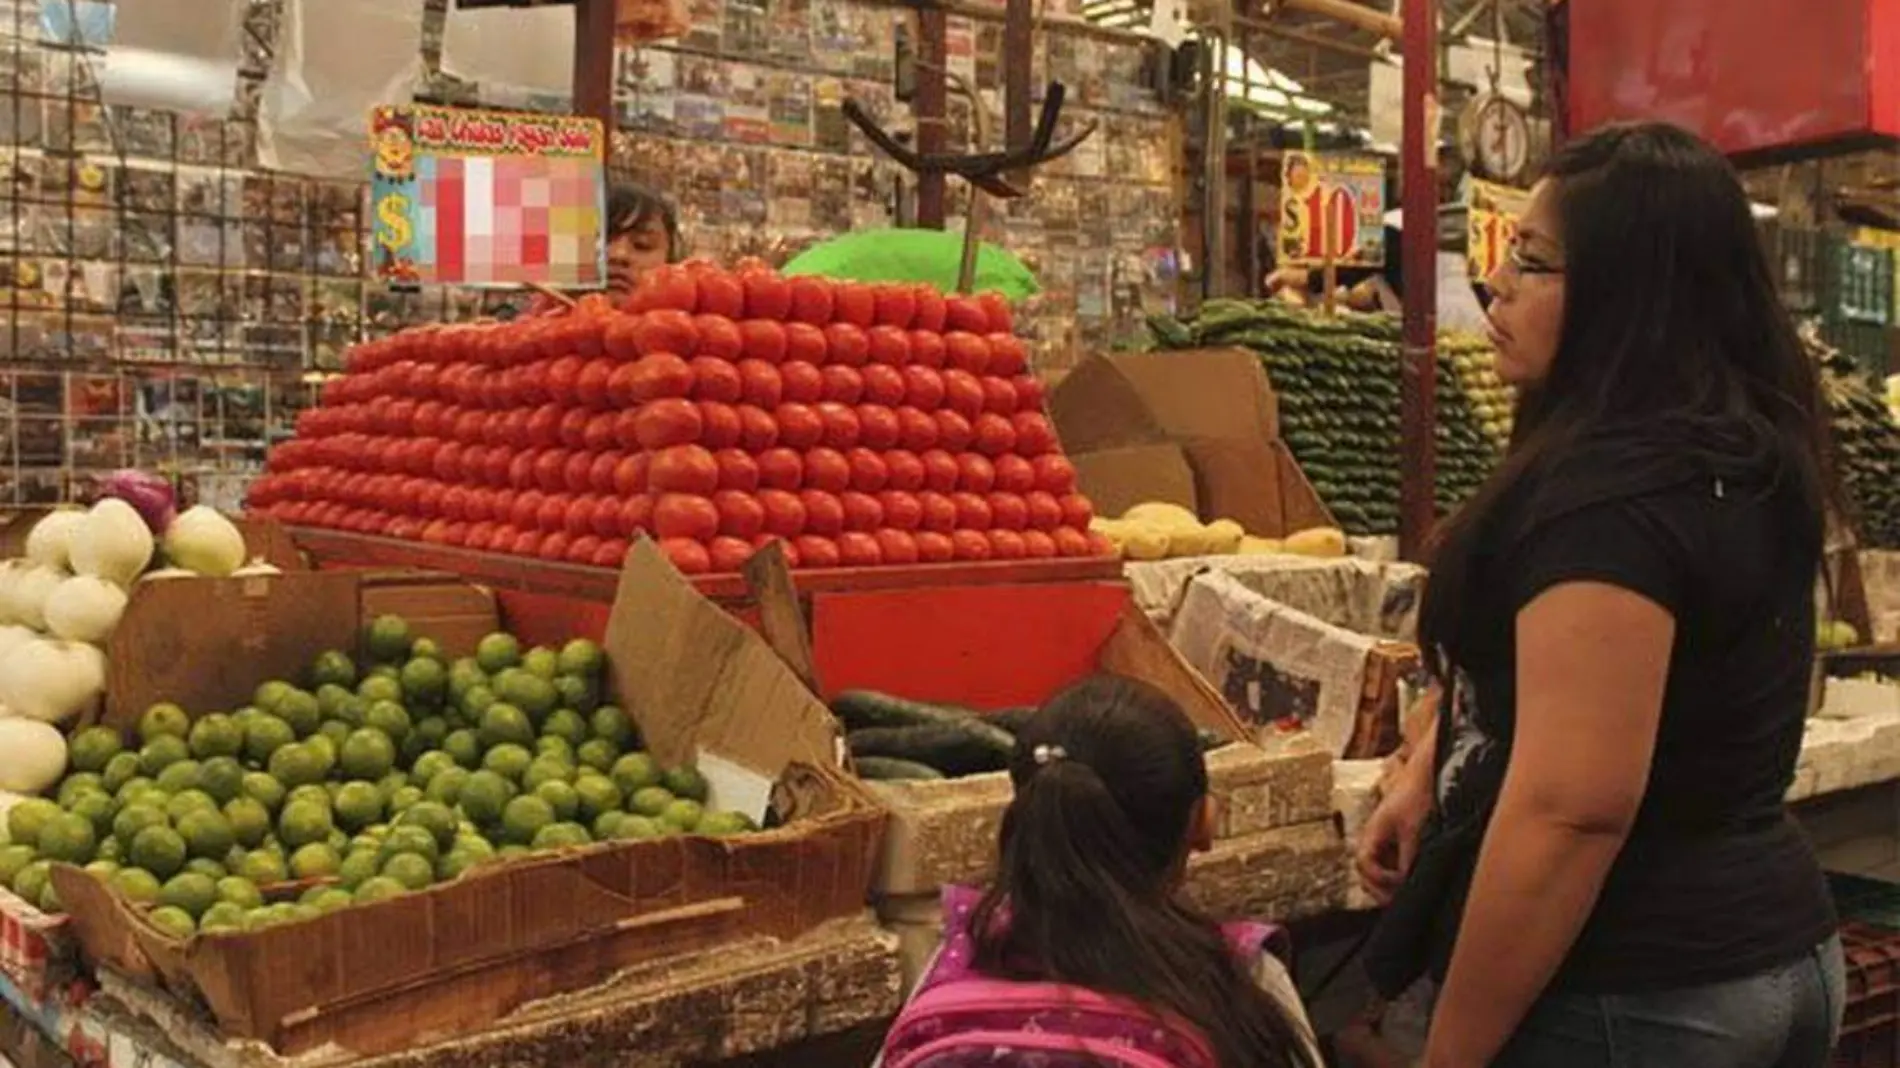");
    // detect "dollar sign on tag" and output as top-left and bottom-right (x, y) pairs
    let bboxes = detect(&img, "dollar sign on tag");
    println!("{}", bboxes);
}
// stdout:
(376, 193), (413, 250)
